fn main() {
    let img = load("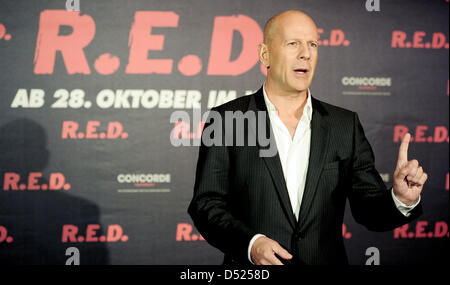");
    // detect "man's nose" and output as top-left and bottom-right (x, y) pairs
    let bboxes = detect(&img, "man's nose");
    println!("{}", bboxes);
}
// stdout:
(297, 43), (311, 60)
